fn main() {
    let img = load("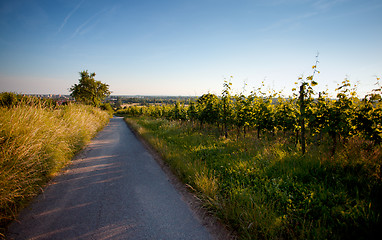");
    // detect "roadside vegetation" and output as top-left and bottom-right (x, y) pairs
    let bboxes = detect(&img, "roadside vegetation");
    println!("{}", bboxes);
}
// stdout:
(117, 63), (382, 239)
(0, 91), (110, 236)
